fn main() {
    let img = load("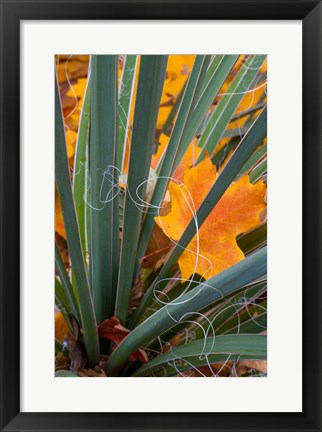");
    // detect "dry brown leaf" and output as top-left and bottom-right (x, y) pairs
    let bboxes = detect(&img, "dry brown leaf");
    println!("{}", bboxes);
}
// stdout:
(77, 367), (107, 378)
(234, 360), (267, 376)
(98, 317), (148, 364)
